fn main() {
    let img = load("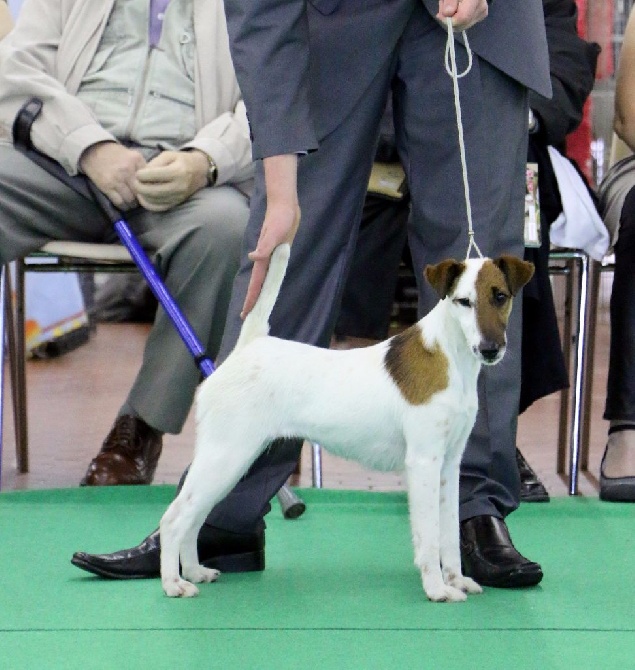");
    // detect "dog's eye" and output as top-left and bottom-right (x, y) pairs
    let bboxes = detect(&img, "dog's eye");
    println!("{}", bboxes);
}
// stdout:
(492, 290), (508, 306)
(454, 298), (471, 308)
